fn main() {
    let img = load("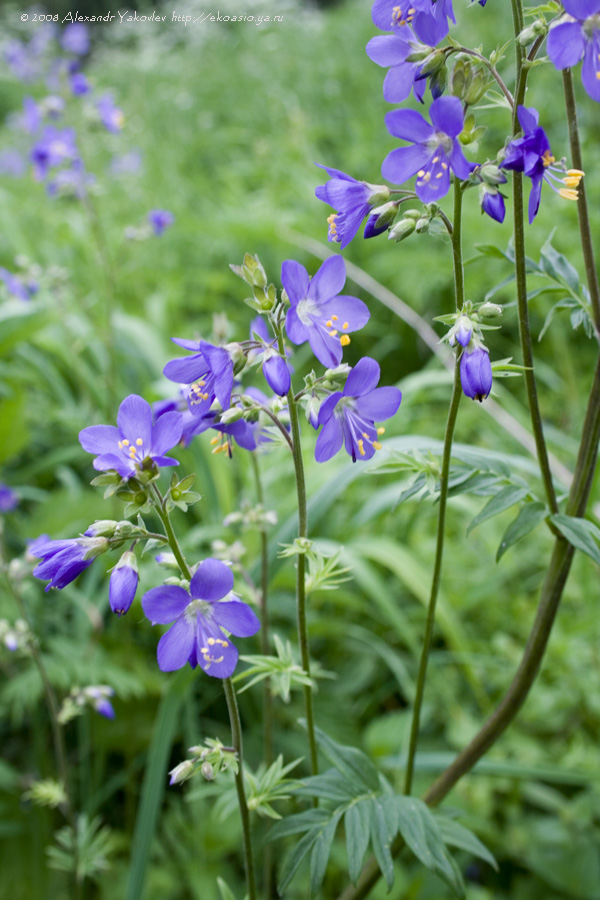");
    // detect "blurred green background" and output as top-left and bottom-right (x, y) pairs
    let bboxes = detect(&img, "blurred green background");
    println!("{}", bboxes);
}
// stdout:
(1, 0), (600, 897)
